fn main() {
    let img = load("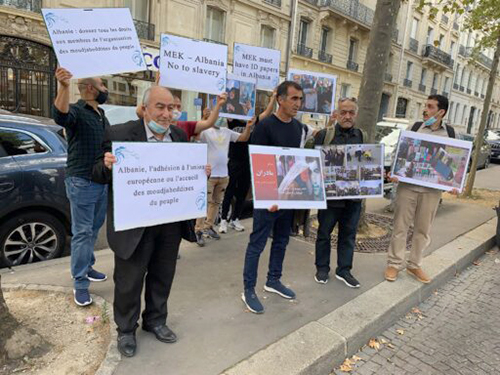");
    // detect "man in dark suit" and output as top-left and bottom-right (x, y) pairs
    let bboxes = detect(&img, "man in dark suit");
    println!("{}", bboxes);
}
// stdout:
(93, 86), (211, 357)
